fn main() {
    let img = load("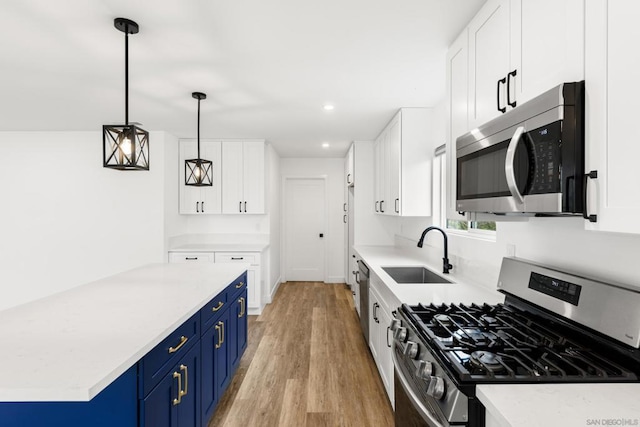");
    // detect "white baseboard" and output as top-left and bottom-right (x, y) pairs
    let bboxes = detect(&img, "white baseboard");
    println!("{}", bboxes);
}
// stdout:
(268, 276), (282, 303)
(326, 275), (345, 284)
